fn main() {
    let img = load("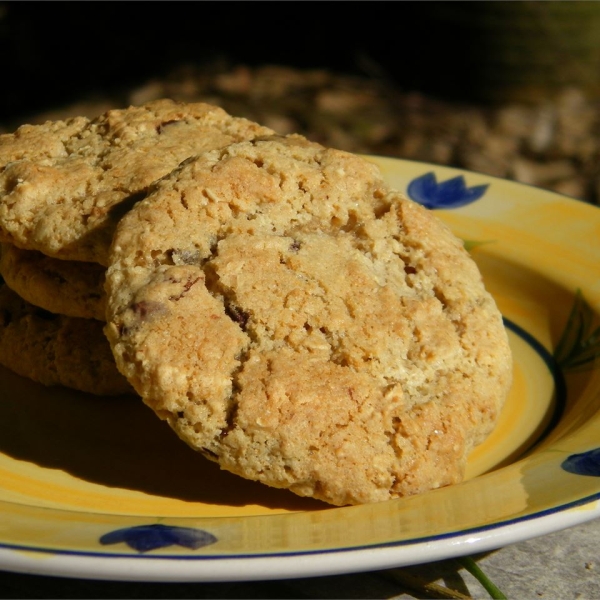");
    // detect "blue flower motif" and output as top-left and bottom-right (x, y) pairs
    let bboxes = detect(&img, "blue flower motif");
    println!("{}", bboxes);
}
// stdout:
(561, 448), (600, 477)
(99, 524), (218, 553)
(554, 289), (600, 373)
(407, 172), (489, 209)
